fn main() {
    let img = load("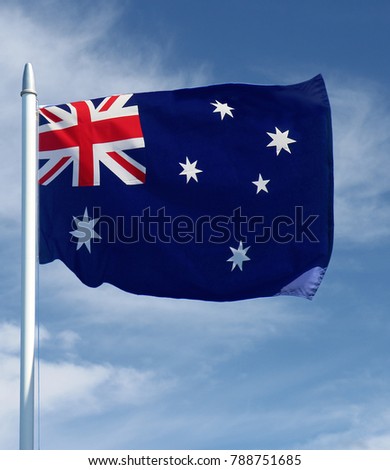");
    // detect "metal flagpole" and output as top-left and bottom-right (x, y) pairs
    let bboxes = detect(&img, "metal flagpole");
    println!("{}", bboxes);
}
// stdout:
(20, 63), (38, 450)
